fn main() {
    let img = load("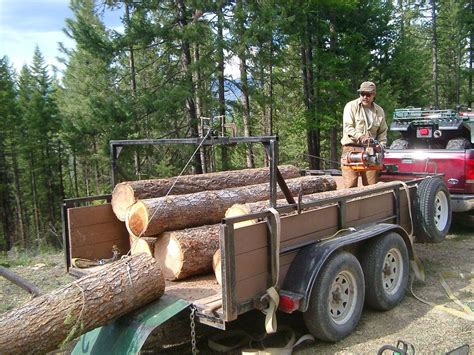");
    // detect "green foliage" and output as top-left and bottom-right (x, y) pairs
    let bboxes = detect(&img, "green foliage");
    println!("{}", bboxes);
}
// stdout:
(1, 0), (473, 251)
